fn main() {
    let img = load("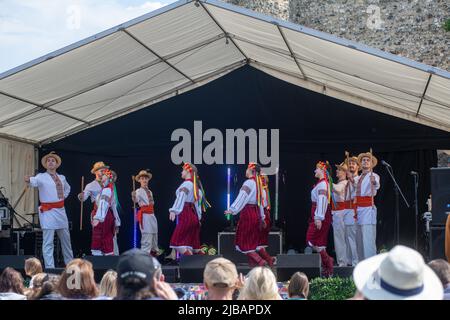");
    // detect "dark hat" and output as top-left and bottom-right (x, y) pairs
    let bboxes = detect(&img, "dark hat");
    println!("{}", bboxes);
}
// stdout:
(116, 249), (161, 287)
